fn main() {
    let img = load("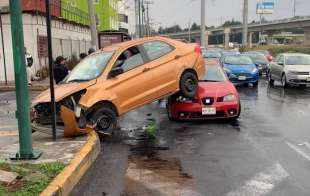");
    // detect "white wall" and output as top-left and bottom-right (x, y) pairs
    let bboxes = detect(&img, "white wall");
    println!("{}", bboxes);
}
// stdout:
(0, 13), (92, 82)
